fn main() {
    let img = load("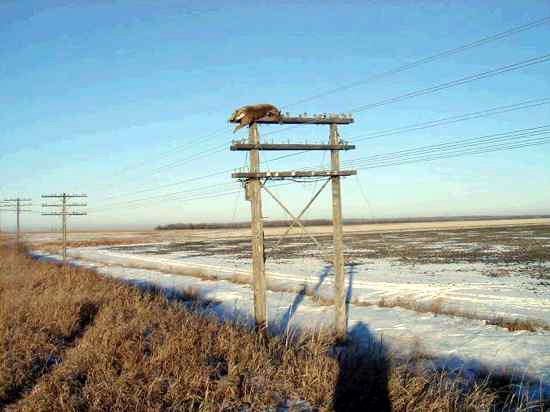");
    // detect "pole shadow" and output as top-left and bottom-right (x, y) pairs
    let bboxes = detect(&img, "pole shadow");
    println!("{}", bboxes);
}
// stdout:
(279, 264), (332, 332)
(345, 262), (359, 318)
(332, 322), (391, 412)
